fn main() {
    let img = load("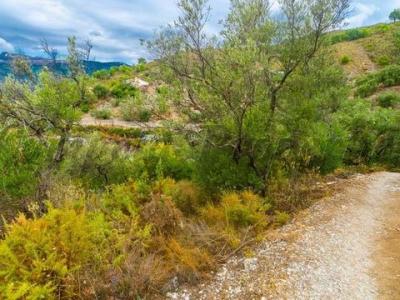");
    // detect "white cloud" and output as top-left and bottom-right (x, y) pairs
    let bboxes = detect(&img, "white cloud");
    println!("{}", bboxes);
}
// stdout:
(0, 37), (14, 52)
(0, 0), (393, 62)
(345, 2), (378, 28)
